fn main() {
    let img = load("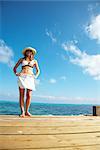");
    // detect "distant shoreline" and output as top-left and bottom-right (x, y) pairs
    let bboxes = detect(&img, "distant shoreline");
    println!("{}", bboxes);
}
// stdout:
(0, 100), (99, 105)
